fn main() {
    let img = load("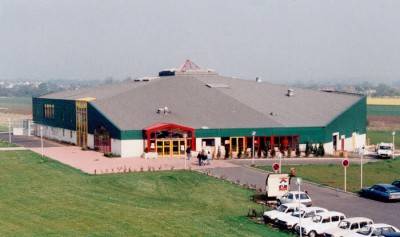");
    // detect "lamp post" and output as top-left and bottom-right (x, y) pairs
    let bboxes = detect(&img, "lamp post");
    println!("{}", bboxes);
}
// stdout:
(360, 146), (364, 189)
(278, 152), (282, 173)
(297, 177), (303, 237)
(8, 118), (11, 144)
(251, 131), (256, 165)
(183, 133), (188, 169)
(40, 126), (44, 157)
(392, 131), (396, 159)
